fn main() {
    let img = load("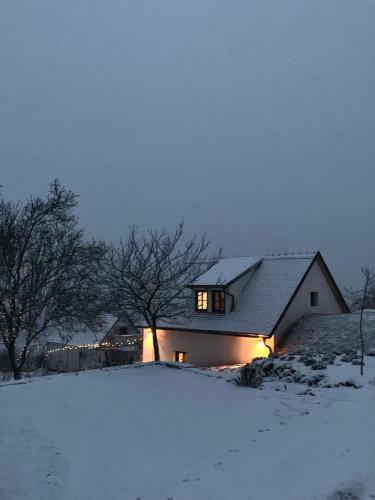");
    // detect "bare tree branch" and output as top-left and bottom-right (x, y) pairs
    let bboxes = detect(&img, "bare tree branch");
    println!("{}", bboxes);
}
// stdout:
(0, 181), (107, 379)
(104, 221), (220, 361)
